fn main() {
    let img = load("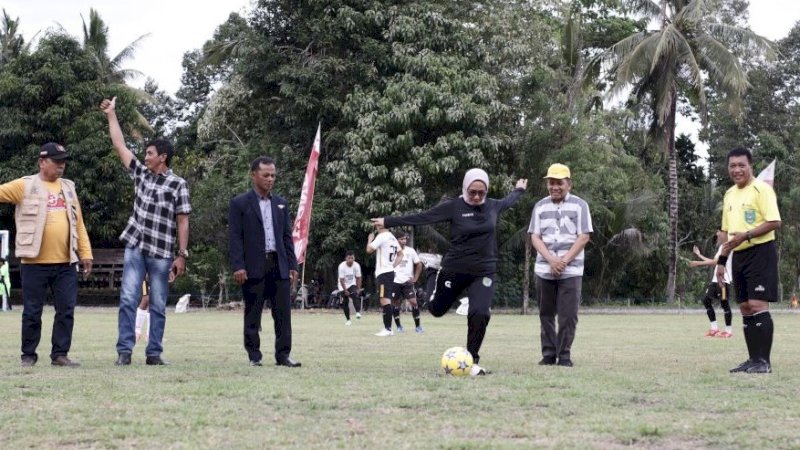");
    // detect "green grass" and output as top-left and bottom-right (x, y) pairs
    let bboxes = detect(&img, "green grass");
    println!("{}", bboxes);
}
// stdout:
(2, 308), (800, 449)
